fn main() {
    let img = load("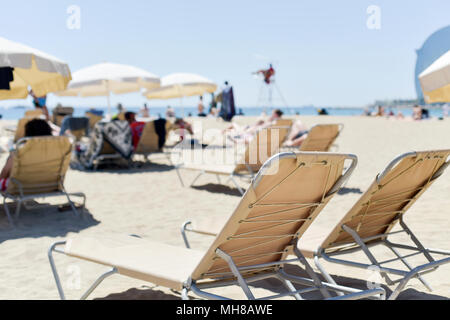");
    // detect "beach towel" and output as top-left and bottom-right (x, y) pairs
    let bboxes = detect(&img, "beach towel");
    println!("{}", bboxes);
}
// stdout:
(220, 86), (236, 122)
(153, 118), (167, 149)
(0, 67), (14, 90)
(103, 121), (133, 157)
(77, 121), (133, 169)
(130, 121), (146, 150)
